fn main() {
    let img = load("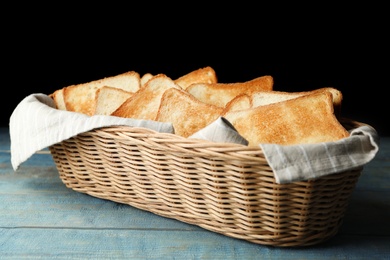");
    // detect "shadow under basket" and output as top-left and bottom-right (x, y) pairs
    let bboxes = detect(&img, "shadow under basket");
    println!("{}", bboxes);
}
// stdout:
(49, 118), (363, 247)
